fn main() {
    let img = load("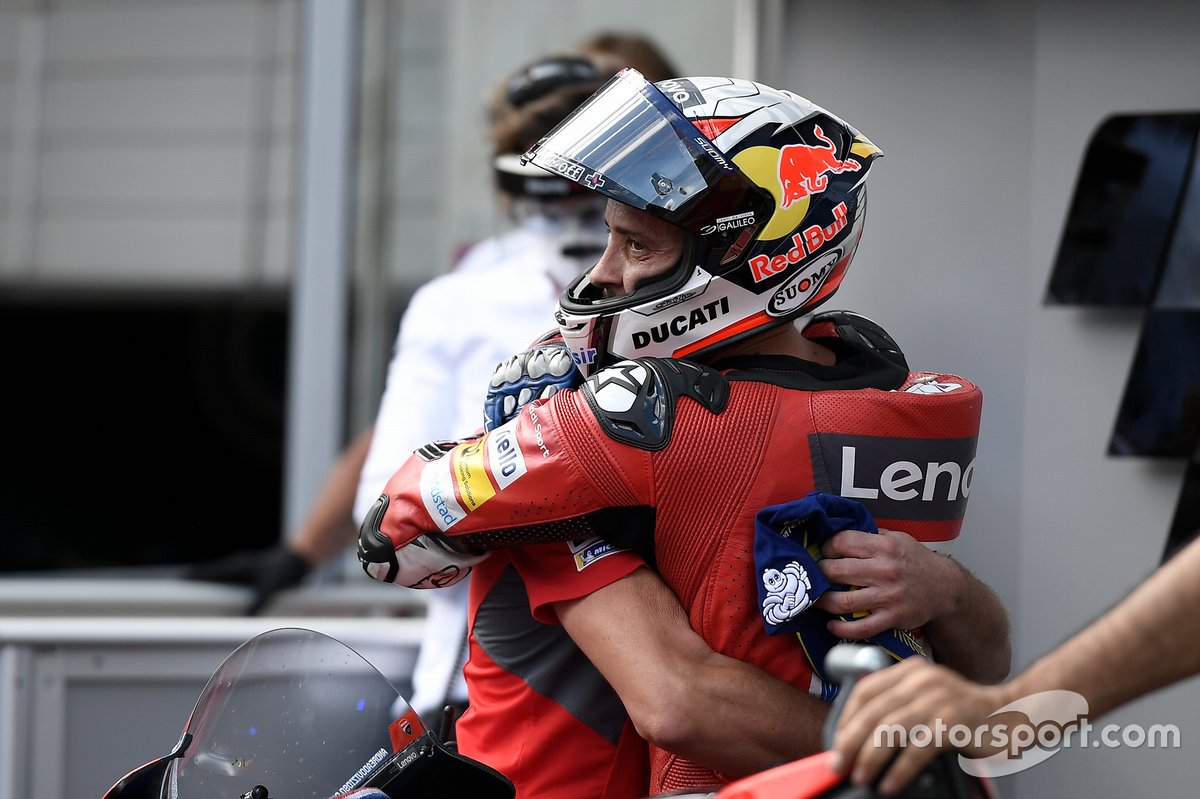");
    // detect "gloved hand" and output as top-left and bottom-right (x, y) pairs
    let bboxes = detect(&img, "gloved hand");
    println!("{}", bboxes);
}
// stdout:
(184, 546), (311, 615)
(482, 342), (580, 432)
(805, 310), (908, 370)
